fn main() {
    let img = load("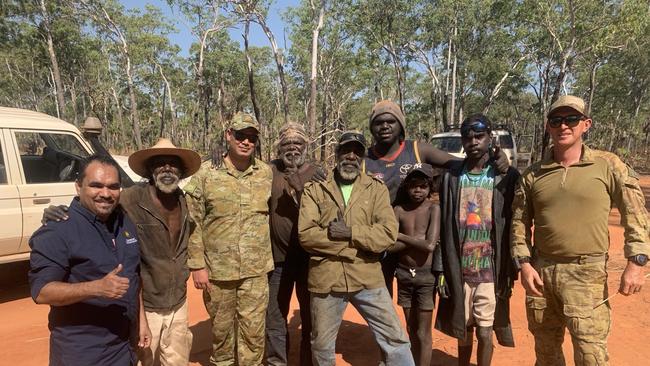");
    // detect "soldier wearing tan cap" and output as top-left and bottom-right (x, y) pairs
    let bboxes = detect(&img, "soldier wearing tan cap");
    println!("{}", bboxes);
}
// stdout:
(511, 95), (649, 365)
